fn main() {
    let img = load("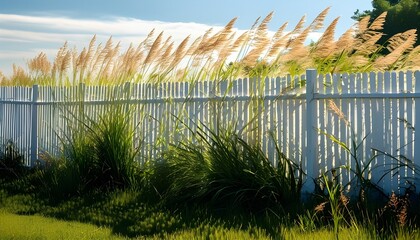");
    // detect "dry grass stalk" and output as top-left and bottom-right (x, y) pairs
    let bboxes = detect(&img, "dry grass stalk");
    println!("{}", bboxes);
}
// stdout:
(242, 12), (273, 66)
(353, 13), (387, 57)
(192, 28), (213, 56)
(357, 15), (371, 34)
(78, 35), (97, 77)
(2, 8), (420, 86)
(355, 33), (383, 56)
(143, 31), (164, 65)
(159, 42), (175, 70)
(153, 36), (173, 66)
(266, 22), (289, 59)
(215, 32), (238, 66)
(28, 52), (51, 76)
(309, 7), (330, 31)
(282, 27), (311, 62)
(0, 71), (6, 85)
(374, 30), (417, 69)
(335, 27), (355, 53)
(291, 15), (306, 35)
(313, 17), (340, 58)
(167, 36), (190, 74)
(368, 12), (387, 31)
(403, 45), (420, 70)
(327, 99), (349, 126)
(11, 64), (32, 85)
(197, 17), (237, 57)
